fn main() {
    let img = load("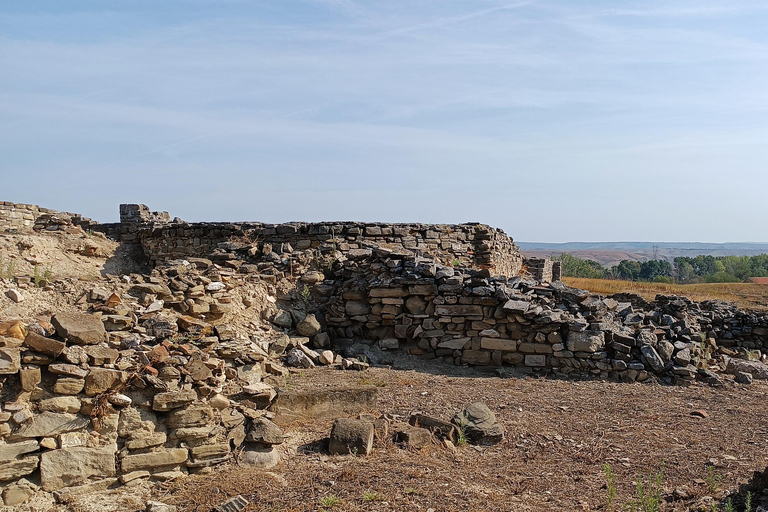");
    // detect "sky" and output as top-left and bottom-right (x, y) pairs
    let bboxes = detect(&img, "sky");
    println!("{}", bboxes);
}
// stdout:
(2, 0), (767, 242)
